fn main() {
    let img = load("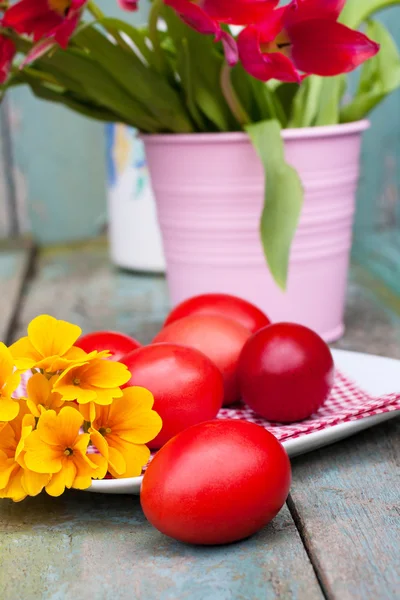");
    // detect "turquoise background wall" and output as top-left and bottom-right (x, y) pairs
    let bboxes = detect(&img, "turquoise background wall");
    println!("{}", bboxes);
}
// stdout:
(0, 1), (150, 244)
(0, 4), (399, 291)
